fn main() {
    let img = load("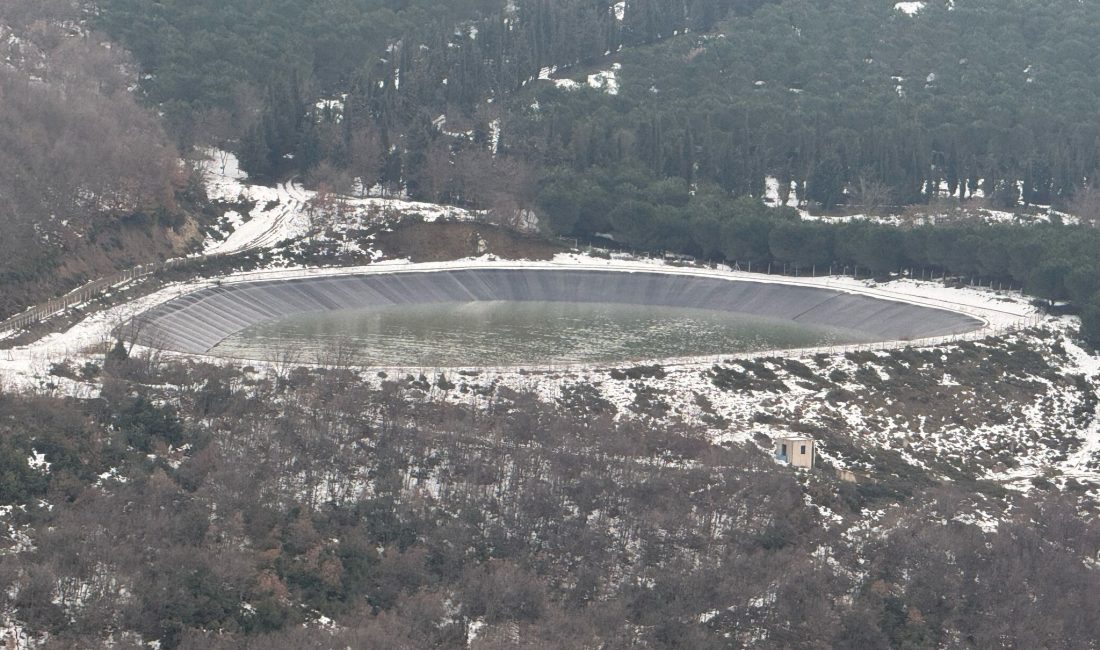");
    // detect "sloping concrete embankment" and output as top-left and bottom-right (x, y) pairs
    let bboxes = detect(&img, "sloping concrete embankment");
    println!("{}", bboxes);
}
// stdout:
(130, 268), (984, 355)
